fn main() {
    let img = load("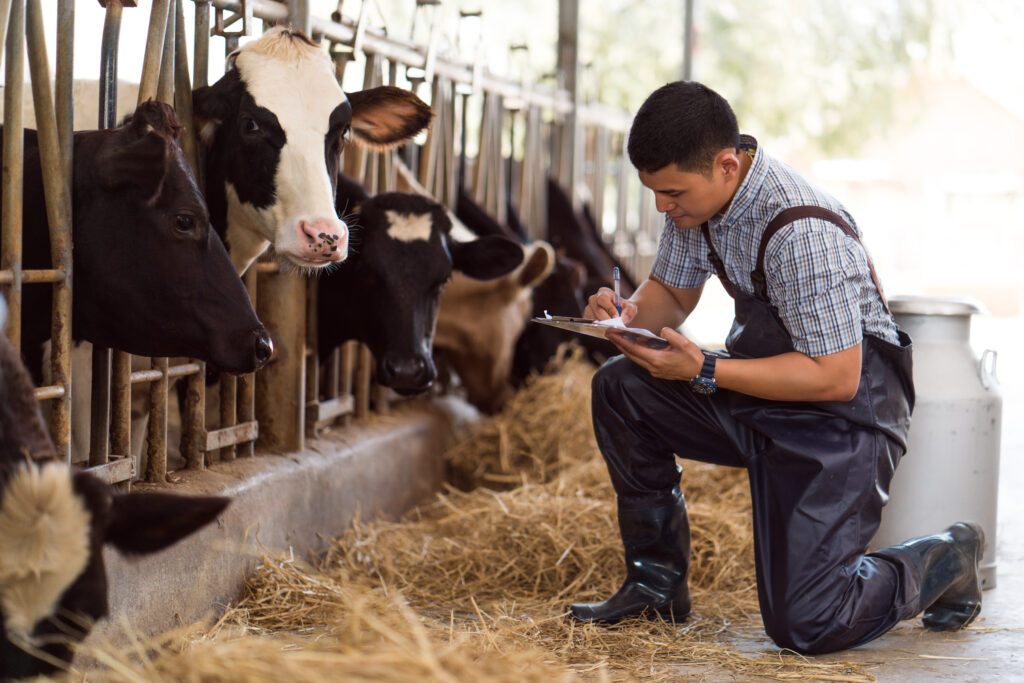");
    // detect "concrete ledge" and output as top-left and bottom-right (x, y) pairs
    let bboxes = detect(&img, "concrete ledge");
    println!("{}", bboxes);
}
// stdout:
(92, 402), (452, 642)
